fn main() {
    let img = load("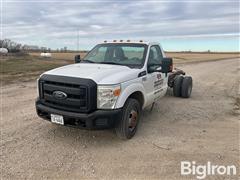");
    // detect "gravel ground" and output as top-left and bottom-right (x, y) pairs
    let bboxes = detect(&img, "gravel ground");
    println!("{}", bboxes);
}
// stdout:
(1, 58), (239, 179)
